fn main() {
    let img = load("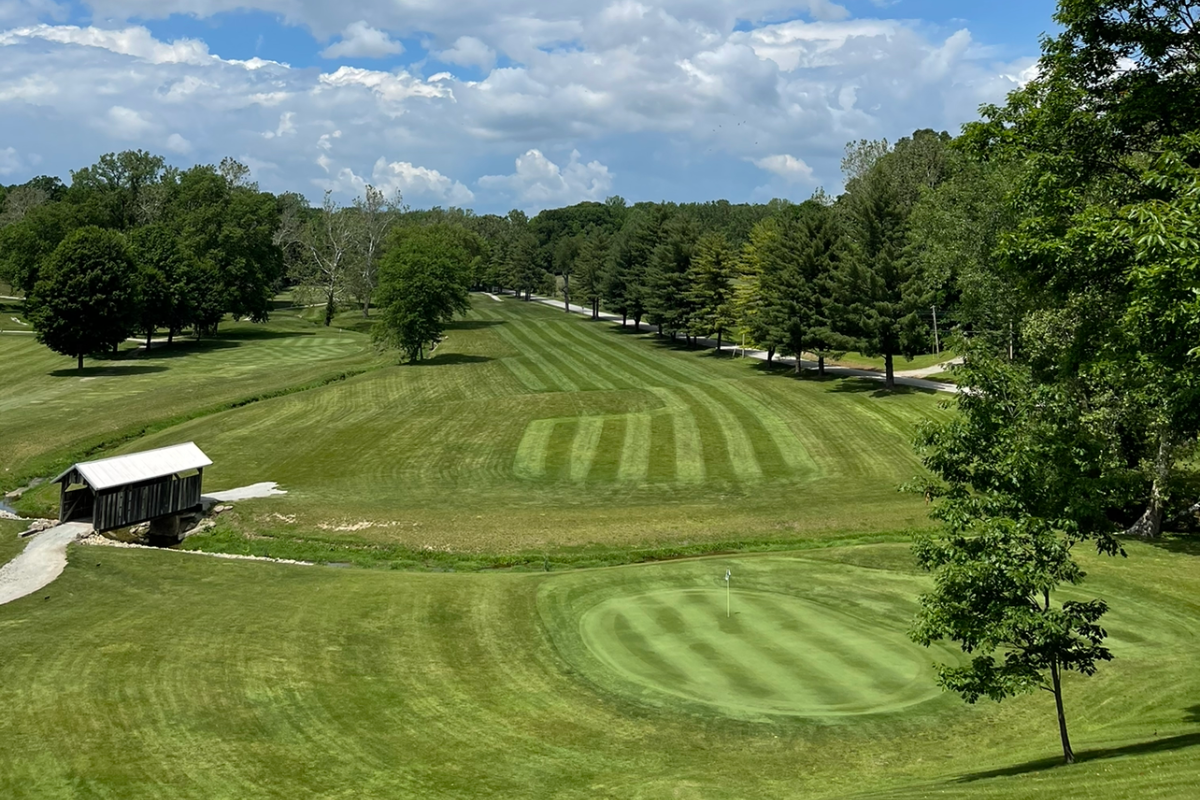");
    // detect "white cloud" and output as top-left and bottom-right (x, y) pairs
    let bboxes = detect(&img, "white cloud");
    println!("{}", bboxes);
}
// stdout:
(0, 23), (212, 65)
(0, 145), (21, 175)
(99, 106), (155, 139)
(479, 149), (612, 209)
(262, 111), (296, 139)
(0, 11), (1040, 209)
(436, 36), (496, 71)
(323, 157), (475, 205)
(753, 154), (815, 183)
(165, 132), (192, 153)
(319, 21), (404, 60)
(317, 66), (454, 107)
